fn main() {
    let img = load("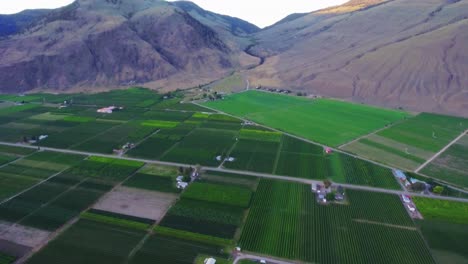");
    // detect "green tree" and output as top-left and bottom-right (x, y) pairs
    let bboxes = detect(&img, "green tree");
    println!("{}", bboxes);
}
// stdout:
(433, 186), (444, 194)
